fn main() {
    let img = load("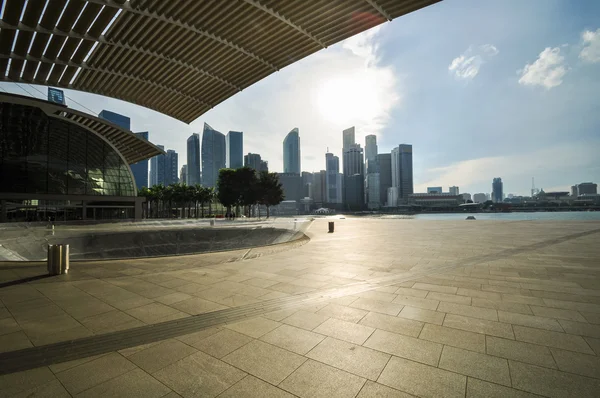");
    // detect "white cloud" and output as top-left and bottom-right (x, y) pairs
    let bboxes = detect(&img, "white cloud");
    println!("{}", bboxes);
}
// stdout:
(518, 47), (567, 89)
(580, 28), (600, 63)
(448, 44), (498, 80)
